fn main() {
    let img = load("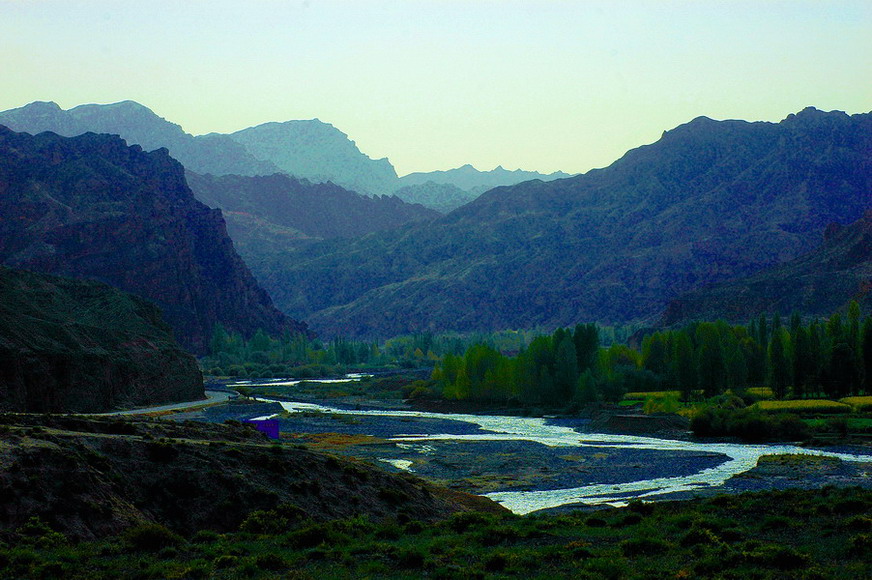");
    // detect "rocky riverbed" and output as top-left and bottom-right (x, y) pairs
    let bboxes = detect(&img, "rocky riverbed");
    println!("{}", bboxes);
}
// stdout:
(171, 394), (872, 514)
